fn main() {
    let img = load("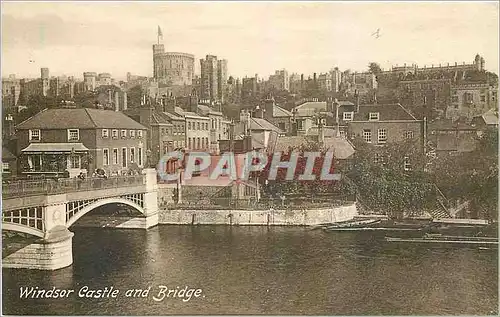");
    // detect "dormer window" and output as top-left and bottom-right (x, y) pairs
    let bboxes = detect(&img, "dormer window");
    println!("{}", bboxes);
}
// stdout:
(29, 129), (41, 141)
(343, 112), (354, 121)
(67, 129), (79, 141)
(369, 112), (380, 121)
